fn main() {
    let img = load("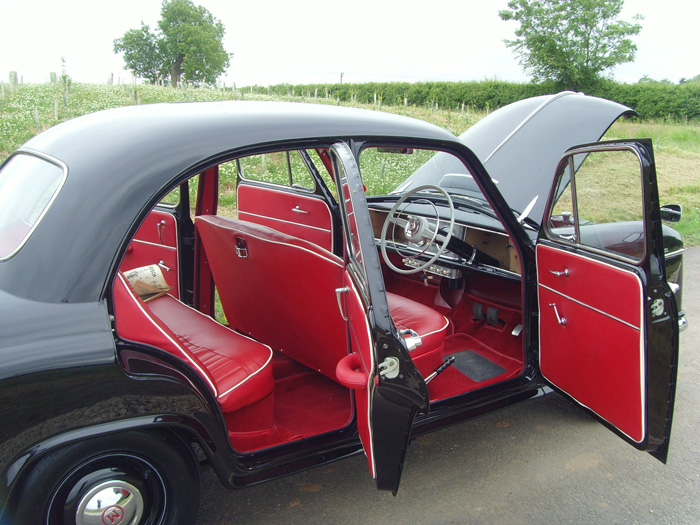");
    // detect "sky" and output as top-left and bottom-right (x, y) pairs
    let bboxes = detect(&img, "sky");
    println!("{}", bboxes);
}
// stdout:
(0, 0), (697, 87)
